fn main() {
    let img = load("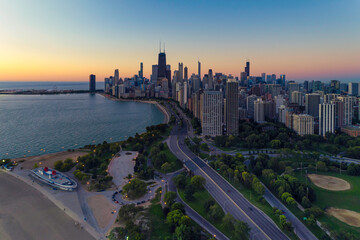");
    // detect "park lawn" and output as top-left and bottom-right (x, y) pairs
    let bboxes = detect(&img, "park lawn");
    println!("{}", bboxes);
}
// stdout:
(178, 189), (232, 238)
(148, 203), (173, 240)
(293, 170), (360, 236)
